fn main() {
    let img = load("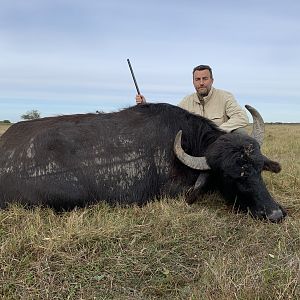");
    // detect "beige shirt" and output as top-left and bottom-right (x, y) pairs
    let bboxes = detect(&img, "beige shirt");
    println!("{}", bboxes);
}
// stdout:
(178, 87), (249, 132)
